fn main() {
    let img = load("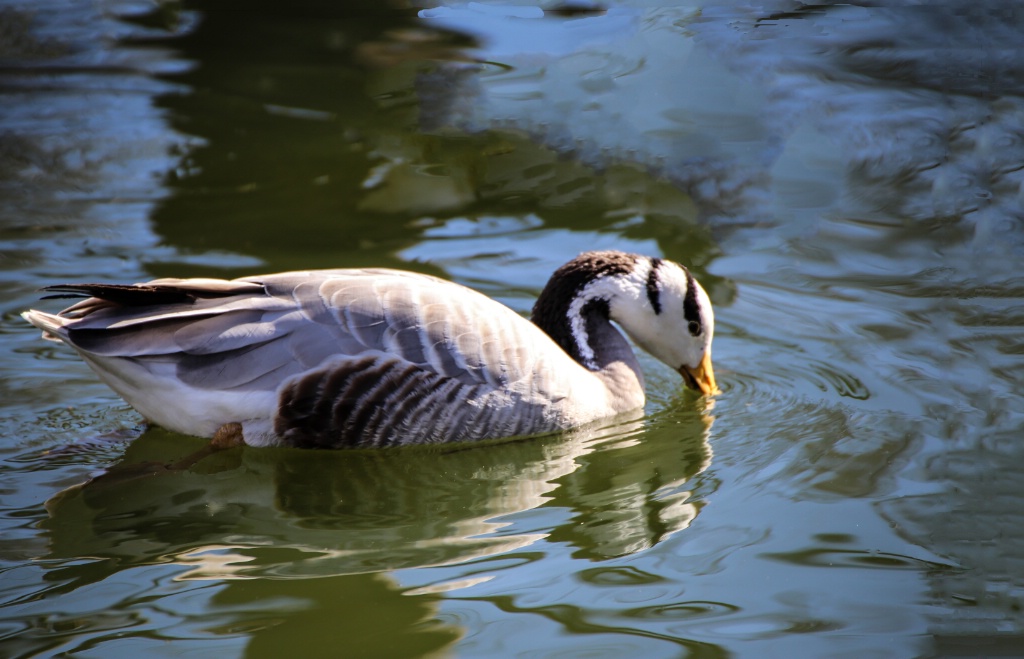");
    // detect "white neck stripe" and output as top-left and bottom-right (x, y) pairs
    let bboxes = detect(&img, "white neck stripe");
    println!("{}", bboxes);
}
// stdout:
(566, 259), (652, 370)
